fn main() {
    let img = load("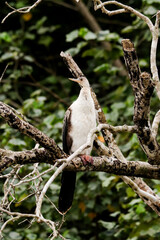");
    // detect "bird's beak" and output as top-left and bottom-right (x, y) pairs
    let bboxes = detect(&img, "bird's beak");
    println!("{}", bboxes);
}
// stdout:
(69, 78), (81, 84)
